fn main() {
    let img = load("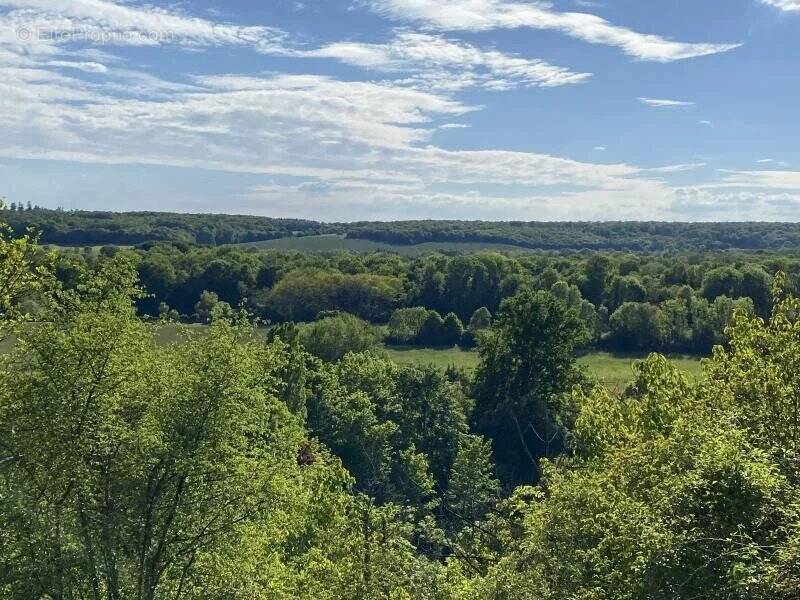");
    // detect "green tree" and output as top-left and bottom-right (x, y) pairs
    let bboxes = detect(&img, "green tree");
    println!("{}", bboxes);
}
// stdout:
(0, 257), (450, 599)
(580, 254), (613, 306)
(417, 310), (445, 346)
(0, 211), (52, 326)
(299, 313), (380, 362)
(607, 302), (669, 351)
(441, 312), (465, 347)
(463, 307), (493, 348)
(446, 434), (500, 572)
(474, 290), (800, 598)
(0, 260), (304, 598)
(308, 354), (468, 505)
(607, 275), (647, 313)
(387, 307), (429, 344)
(194, 289), (232, 323)
(702, 266), (742, 300)
(738, 264), (772, 317)
(473, 291), (588, 484)
(467, 307), (492, 333)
